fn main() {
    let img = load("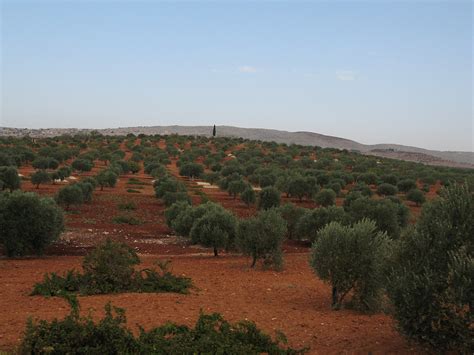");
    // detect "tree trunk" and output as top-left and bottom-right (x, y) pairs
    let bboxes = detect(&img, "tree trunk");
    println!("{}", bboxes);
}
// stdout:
(213, 247), (218, 257)
(251, 255), (257, 268)
(332, 287), (339, 309)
